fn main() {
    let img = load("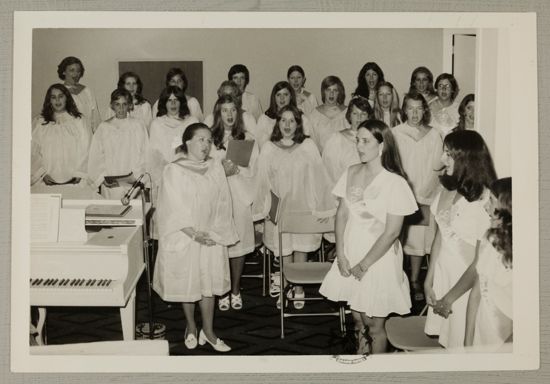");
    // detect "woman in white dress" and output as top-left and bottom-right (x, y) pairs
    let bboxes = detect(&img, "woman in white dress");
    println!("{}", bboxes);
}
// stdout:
(203, 80), (257, 138)
(88, 89), (149, 199)
(423, 130), (497, 349)
(373, 81), (401, 128)
(432, 177), (512, 350)
(152, 68), (203, 122)
(452, 94), (475, 132)
(207, 94), (260, 312)
(148, 86), (199, 205)
(228, 64), (263, 121)
(255, 81), (313, 149)
(31, 84), (90, 189)
(429, 73), (461, 136)
(352, 62), (385, 109)
(309, 76), (348, 153)
(254, 105), (335, 309)
(104, 72), (153, 133)
(320, 119), (417, 354)
(287, 65), (318, 116)
(408, 66), (438, 105)
(57, 56), (100, 138)
(392, 91), (443, 301)
(153, 123), (238, 352)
